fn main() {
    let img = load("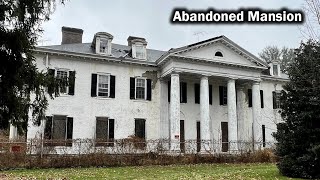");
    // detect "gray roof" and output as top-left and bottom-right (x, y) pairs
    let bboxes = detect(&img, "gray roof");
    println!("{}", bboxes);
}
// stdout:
(38, 43), (166, 62)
